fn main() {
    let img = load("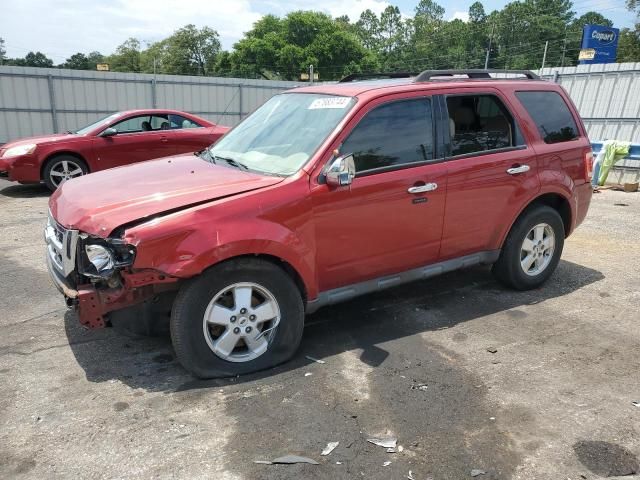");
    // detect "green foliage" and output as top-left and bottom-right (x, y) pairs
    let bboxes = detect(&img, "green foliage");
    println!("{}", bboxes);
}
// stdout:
(60, 53), (90, 70)
(106, 38), (142, 72)
(618, 25), (640, 62)
(227, 10), (373, 80)
(7, 51), (54, 67)
(4, 0), (640, 76)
